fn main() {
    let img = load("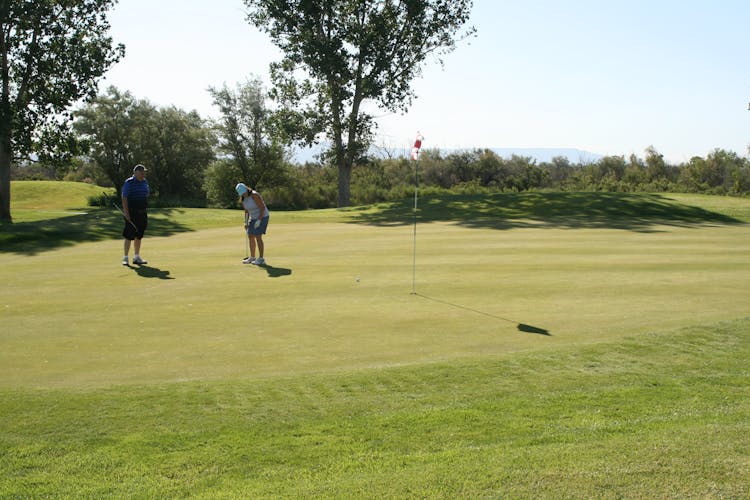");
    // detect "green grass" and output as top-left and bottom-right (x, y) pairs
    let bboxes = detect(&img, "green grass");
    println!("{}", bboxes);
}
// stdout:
(1, 182), (749, 497)
(2, 320), (748, 497)
(6, 180), (114, 222)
